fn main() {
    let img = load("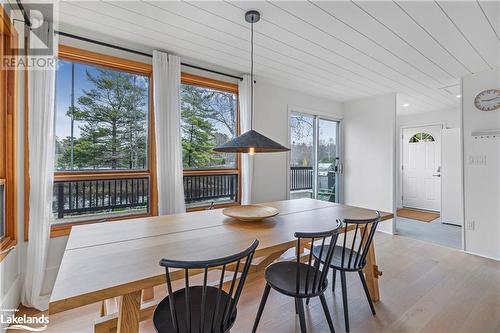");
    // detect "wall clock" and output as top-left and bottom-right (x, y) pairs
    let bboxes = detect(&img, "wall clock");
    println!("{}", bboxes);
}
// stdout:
(474, 89), (500, 111)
